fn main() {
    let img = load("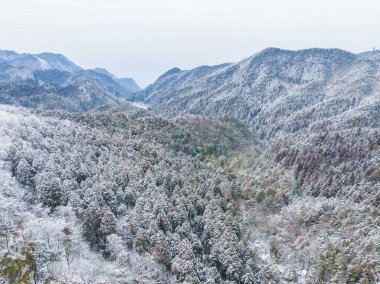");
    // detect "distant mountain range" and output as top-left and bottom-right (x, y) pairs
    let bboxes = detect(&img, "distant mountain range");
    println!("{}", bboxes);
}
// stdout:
(0, 50), (140, 111)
